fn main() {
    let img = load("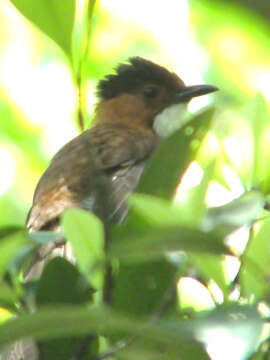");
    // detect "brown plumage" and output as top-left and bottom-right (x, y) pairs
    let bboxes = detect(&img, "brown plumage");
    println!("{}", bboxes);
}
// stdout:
(27, 57), (217, 233)
(24, 57), (217, 279)
(27, 124), (157, 231)
(3, 57), (217, 360)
